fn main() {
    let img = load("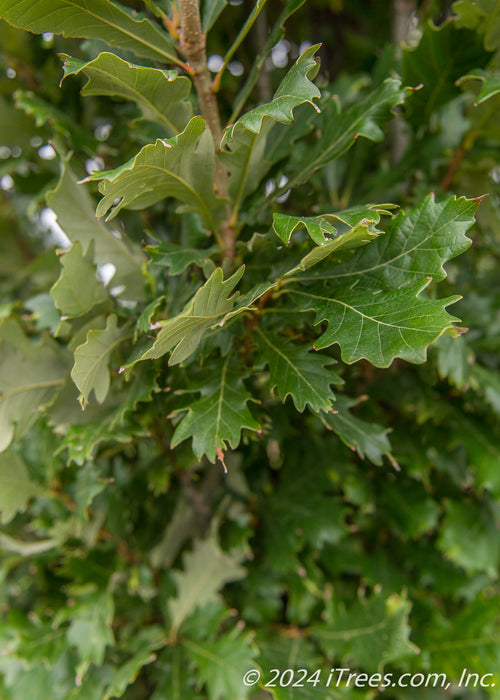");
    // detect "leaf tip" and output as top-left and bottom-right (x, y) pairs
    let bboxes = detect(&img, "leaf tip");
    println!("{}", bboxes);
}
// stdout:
(216, 447), (228, 473)
(472, 194), (488, 206)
